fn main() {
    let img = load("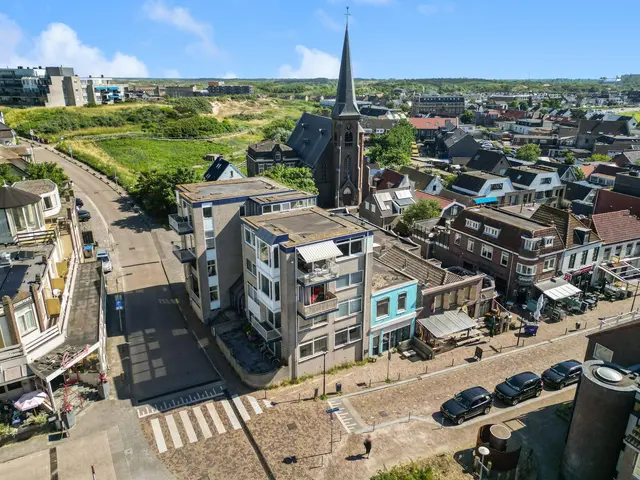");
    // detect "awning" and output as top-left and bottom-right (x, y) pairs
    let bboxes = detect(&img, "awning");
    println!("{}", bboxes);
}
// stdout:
(297, 241), (343, 263)
(474, 197), (498, 205)
(535, 278), (581, 301)
(417, 310), (476, 339)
